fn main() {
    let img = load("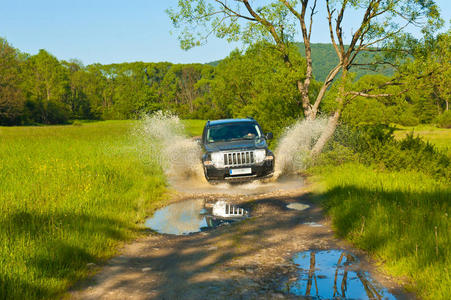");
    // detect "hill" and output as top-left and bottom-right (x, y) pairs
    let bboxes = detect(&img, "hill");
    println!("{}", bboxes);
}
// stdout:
(207, 43), (394, 82)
